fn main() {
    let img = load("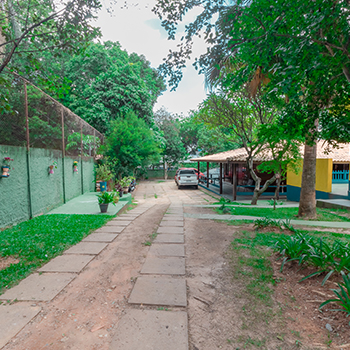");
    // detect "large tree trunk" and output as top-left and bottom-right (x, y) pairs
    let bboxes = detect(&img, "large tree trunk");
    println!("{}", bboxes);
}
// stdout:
(298, 142), (317, 218)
